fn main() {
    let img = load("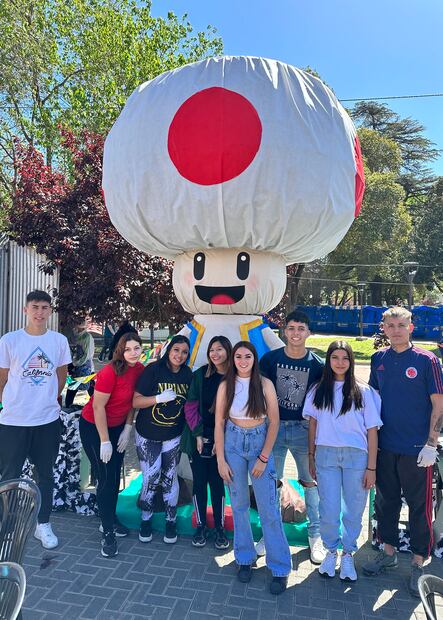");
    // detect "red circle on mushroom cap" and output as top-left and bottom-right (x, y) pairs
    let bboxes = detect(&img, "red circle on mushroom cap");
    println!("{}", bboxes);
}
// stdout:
(167, 87), (262, 185)
(354, 135), (365, 216)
